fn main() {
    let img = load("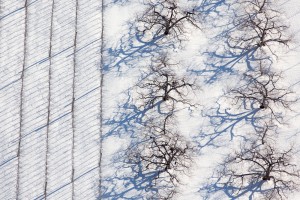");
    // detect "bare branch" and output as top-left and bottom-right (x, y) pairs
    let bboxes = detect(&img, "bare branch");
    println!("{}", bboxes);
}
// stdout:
(136, 55), (199, 112)
(228, 0), (291, 57)
(228, 64), (297, 124)
(137, 0), (200, 41)
(213, 142), (300, 199)
(126, 114), (192, 199)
